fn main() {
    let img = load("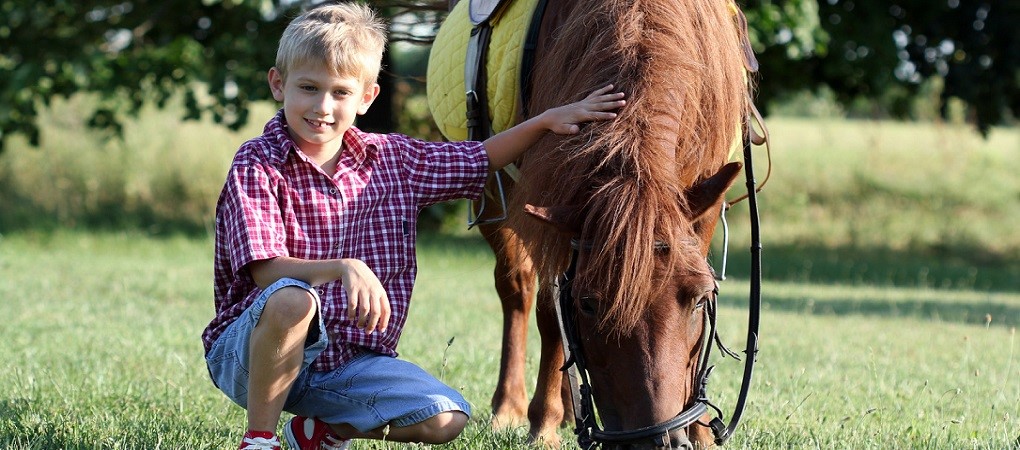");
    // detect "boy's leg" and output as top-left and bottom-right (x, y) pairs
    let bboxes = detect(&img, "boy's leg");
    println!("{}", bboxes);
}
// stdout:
(285, 352), (473, 445)
(247, 285), (318, 432)
(330, 411), (469, 444)
(206, 278), (327, 439)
